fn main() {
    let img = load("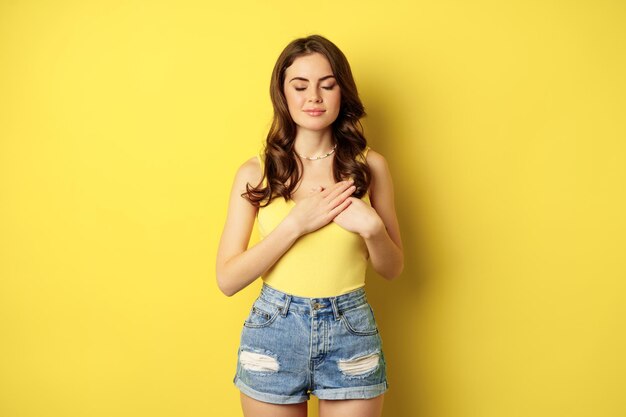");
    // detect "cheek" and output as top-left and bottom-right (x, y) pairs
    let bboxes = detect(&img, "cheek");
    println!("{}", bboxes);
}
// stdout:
(284, 91), (302, 110)
(330, 92), (342, 112)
